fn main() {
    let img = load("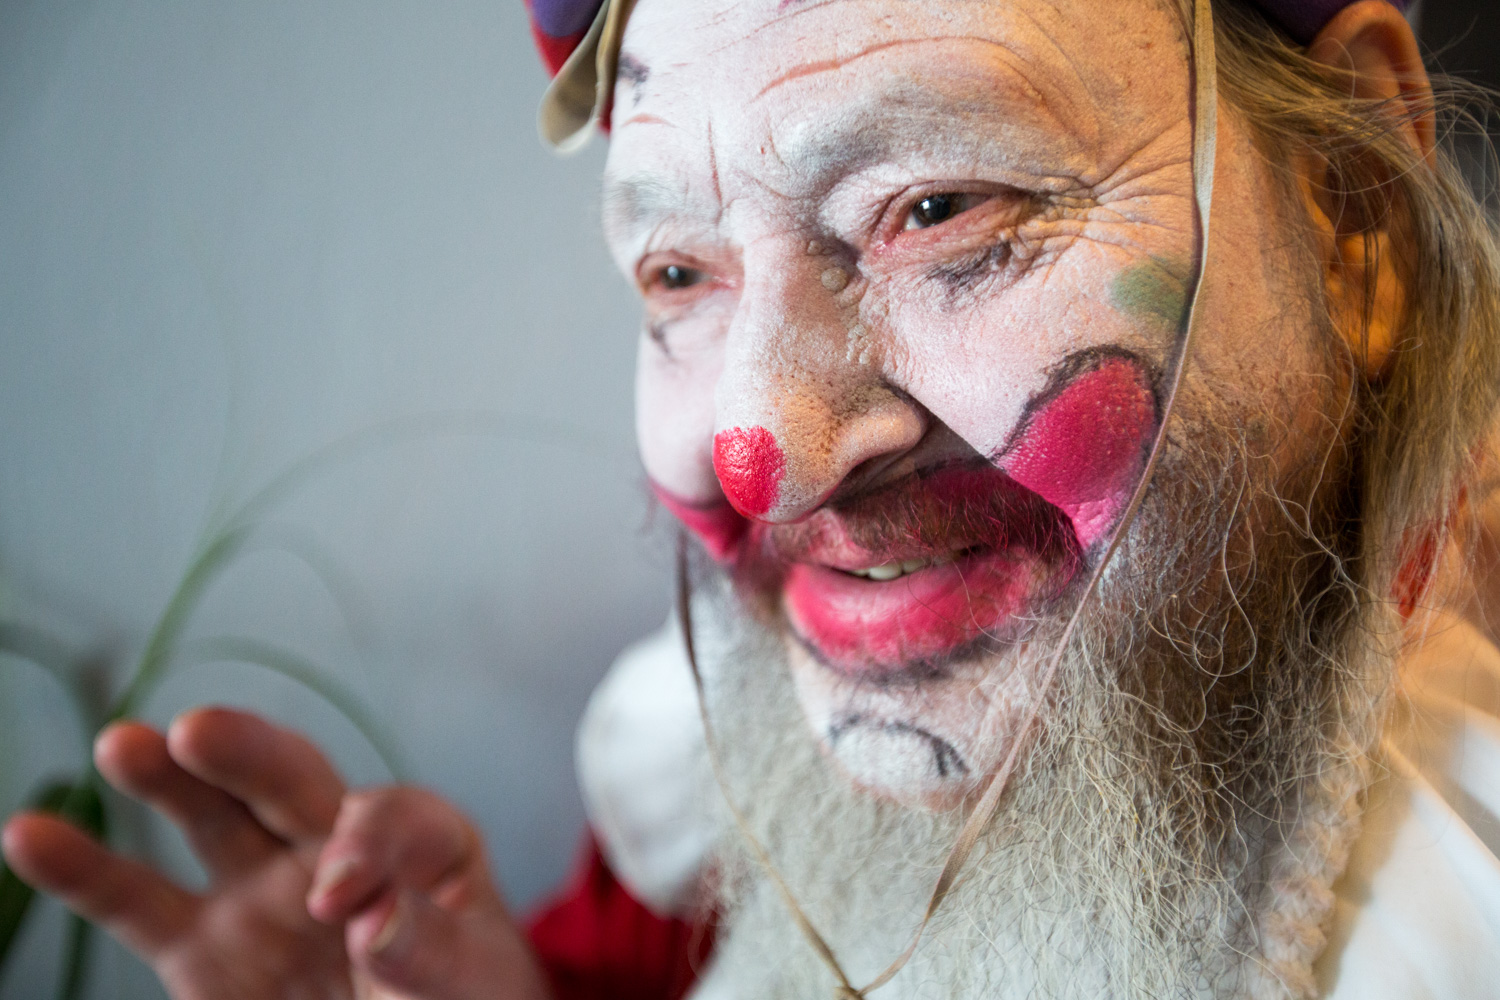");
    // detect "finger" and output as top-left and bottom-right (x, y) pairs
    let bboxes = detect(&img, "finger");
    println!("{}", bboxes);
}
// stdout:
(307, 786), (491, 923)
(167, 707), (346, 844)
(349, 890), (550, 1000)
(2, 812), (198, 960)
(95, 721), (283, 877)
